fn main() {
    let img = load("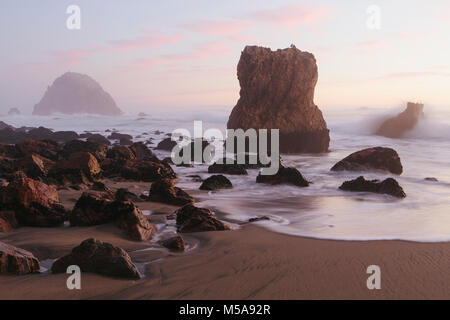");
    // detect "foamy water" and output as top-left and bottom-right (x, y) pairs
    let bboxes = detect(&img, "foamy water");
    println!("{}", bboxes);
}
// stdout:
(3, 105), (450, 242)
